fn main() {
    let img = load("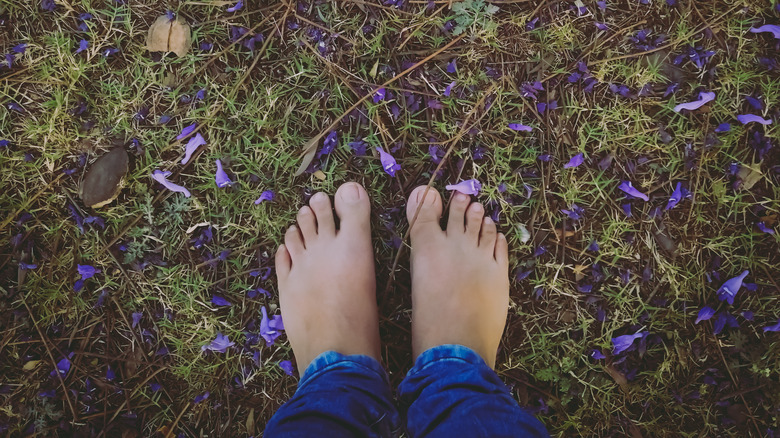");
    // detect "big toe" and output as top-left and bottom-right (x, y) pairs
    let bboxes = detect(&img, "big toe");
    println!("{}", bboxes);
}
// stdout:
(334, 182), (371, 234)
(407, 186), (443, 235)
